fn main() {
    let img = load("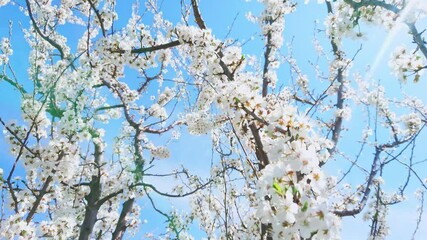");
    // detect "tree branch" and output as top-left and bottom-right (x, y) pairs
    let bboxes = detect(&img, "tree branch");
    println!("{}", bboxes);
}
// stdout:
(87, 0), (106, 37)
(407, 23), (427, 61)
(190, 0), (206, 30)
(334, 147), (382, 216)
(78, 144), (103, 240)
(25, 0), (65, 59)
(262, 20), (273, 97)
(111, 198), (134, 240)
(190, 0), (234, 81)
